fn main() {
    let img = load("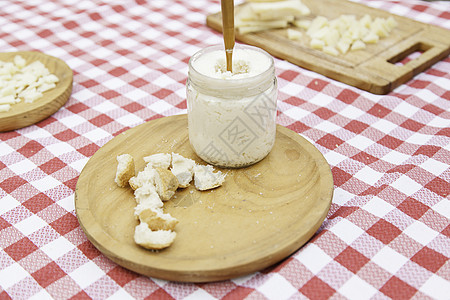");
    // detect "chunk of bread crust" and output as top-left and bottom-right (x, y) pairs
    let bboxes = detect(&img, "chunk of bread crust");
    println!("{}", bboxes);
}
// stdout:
(154, 168), (179, 201)
(115, 154), (135, 188)
(193, 165), (227, 191)
(171, 153), (196, 188)
(138, 208), (178, 231)
(143, 153), (171, 169)
(129, 167), (157, 190)
(134, 223), (176, 250)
